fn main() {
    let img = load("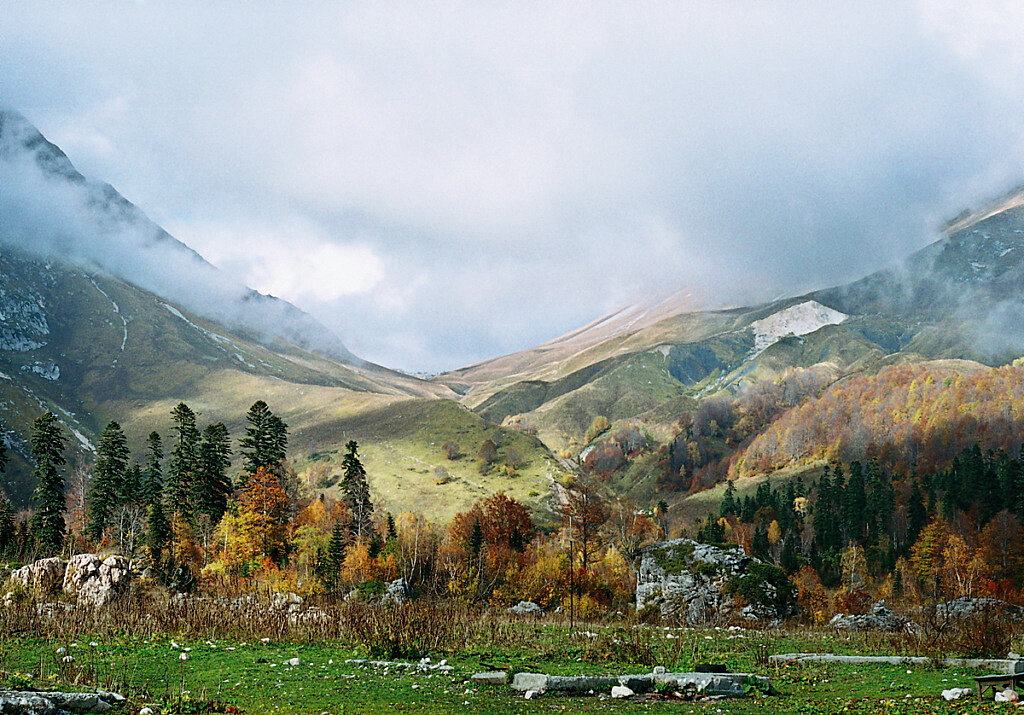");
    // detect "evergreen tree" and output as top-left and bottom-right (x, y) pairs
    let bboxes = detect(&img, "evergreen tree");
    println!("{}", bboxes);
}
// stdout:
(29, 412), (67, 553)
(326, 522), (347, 590)
(469, 517), (484, 558)
(147, 498), (171, 565)
(0, 489), (14, 556)
(906, 480), (927, 553)
(239, 401), (288, 486)
(751, 524), (770, 561)
(142, 431), (164, 506)
(0, 429), (7, 476)
(194, 422), (232, 524)
(167, 403), (200, 519)
(720, 479), (737, 518)
(842, 462), (866, 543)
(386, 513), (397, 540)
(340, 440), (373, 542)
(86, 420), (131, 540)
(121, 464), (144, 506)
